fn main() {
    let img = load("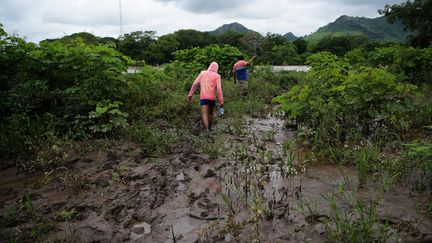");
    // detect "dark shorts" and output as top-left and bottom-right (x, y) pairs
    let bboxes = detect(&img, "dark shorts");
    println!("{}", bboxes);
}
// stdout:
(200, 99), (216, 107)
